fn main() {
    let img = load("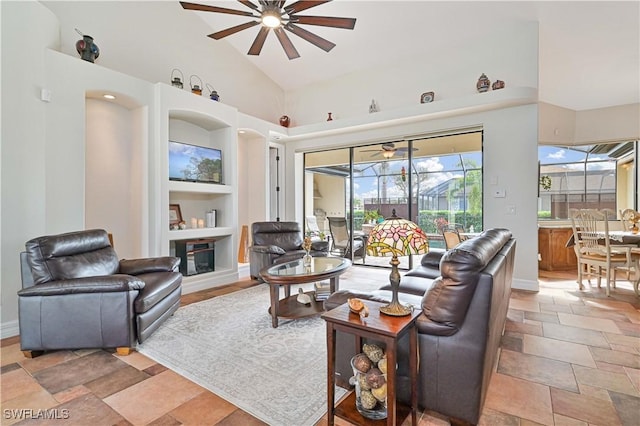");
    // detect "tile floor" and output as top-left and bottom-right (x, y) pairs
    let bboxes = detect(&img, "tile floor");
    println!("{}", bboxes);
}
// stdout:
(1, 268), (638, 425)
